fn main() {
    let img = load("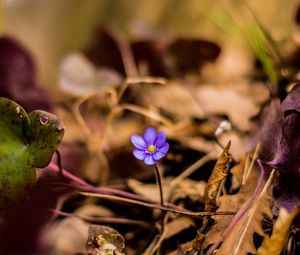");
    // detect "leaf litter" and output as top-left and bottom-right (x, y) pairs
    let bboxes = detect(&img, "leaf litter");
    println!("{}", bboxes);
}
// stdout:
(1, 2), (300, 255)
